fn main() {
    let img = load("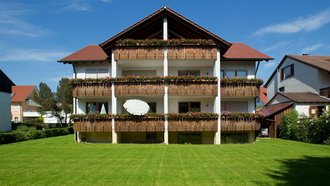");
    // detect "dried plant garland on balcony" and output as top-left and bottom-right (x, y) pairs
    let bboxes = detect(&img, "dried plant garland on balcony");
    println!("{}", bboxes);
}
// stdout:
(115, 39), (216, 47)
(221, 78), (263, 86)
(167, 113), (219, 120)
(221, 112), (263, 121)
